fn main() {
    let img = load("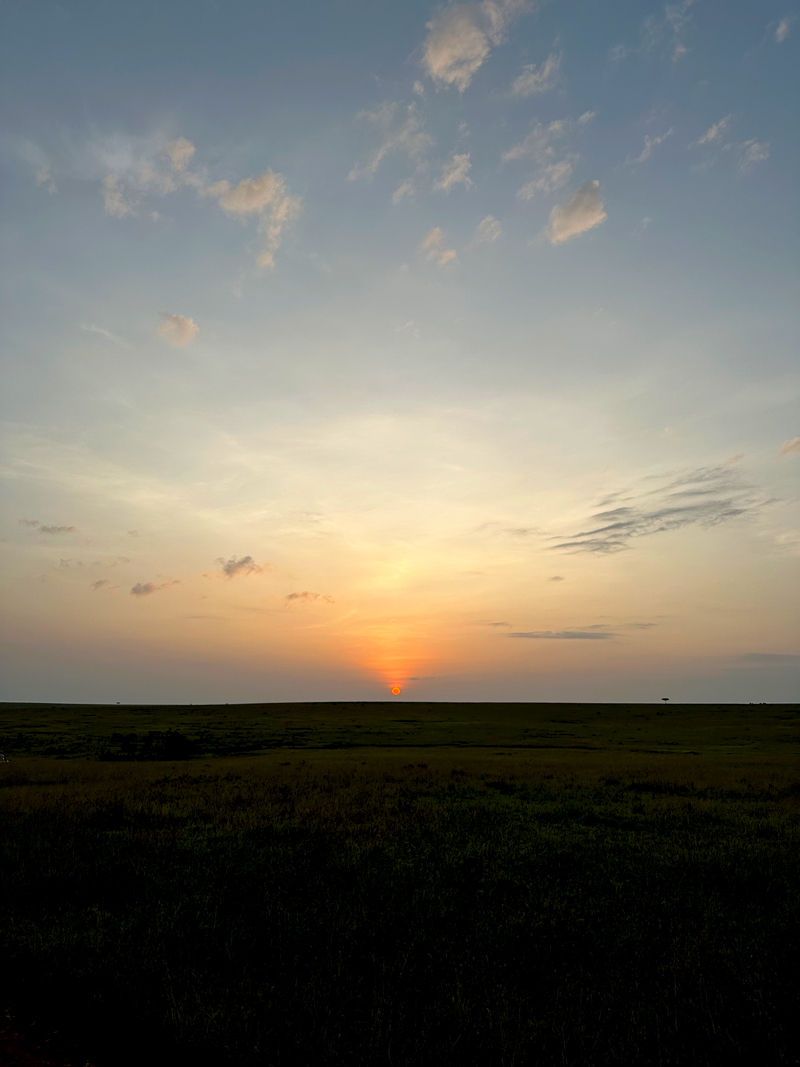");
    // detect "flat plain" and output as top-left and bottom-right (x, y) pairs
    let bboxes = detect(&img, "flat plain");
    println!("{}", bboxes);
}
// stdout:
(1, 701), (798, 1066)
